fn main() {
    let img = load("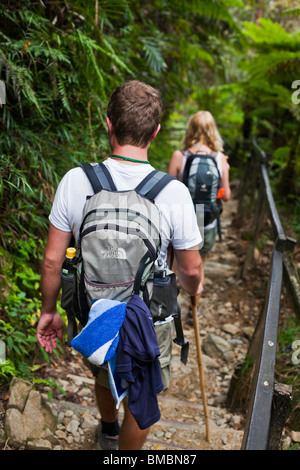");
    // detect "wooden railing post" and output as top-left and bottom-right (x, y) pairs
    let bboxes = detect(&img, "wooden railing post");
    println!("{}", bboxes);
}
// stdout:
(267, 382), (293, 450)
(283, 251), (300, 323)
(227, 137), (298, 450)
